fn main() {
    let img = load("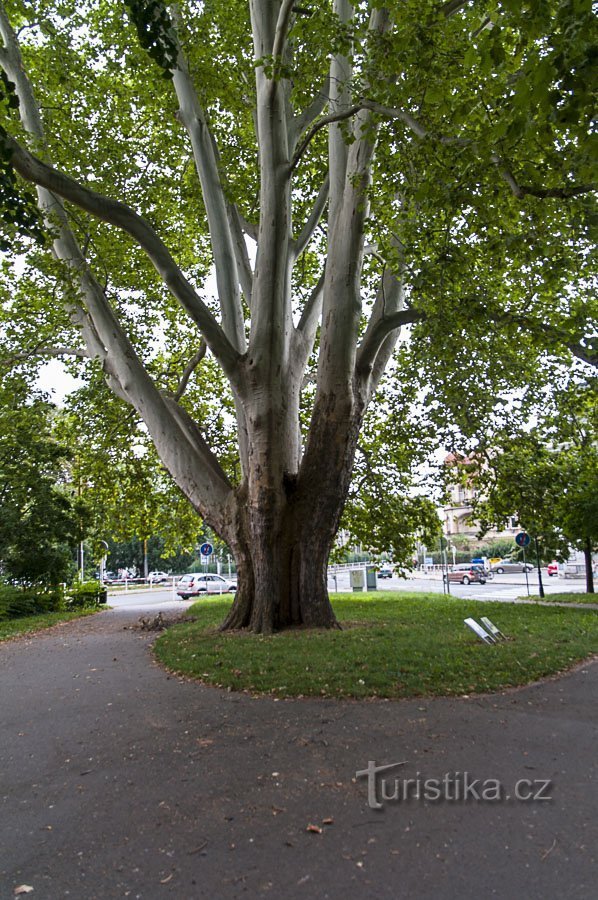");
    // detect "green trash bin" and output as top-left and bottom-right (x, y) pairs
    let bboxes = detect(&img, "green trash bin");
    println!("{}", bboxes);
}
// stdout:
(366, 565), (377, 590)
